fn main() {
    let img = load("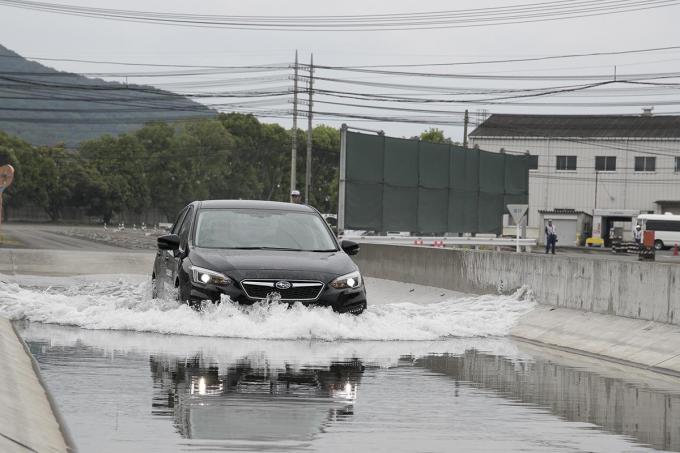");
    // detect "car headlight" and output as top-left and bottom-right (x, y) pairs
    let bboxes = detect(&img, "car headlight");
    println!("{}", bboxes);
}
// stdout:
(190, 266), (232, 286)
(329, 271), (362, 289)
